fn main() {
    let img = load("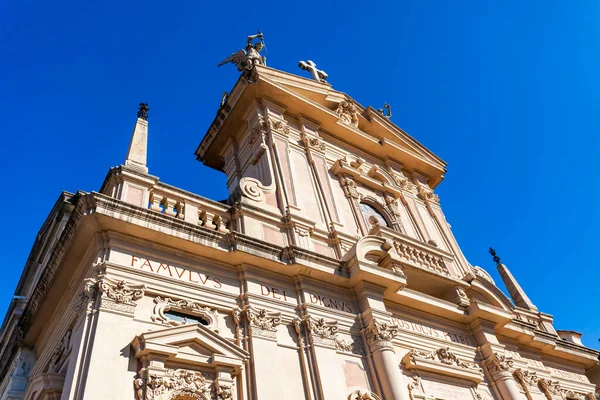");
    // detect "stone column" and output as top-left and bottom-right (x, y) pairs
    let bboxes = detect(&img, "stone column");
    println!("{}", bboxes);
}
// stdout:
(362, 320), (409, 400)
